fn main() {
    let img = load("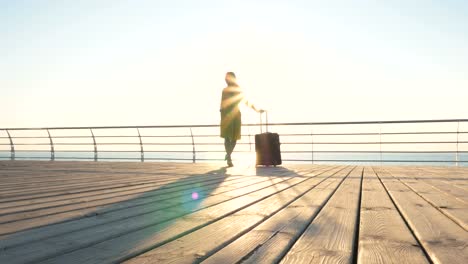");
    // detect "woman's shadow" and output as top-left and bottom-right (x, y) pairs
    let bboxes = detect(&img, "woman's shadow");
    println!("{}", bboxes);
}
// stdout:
(0, 165), (231, 263)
